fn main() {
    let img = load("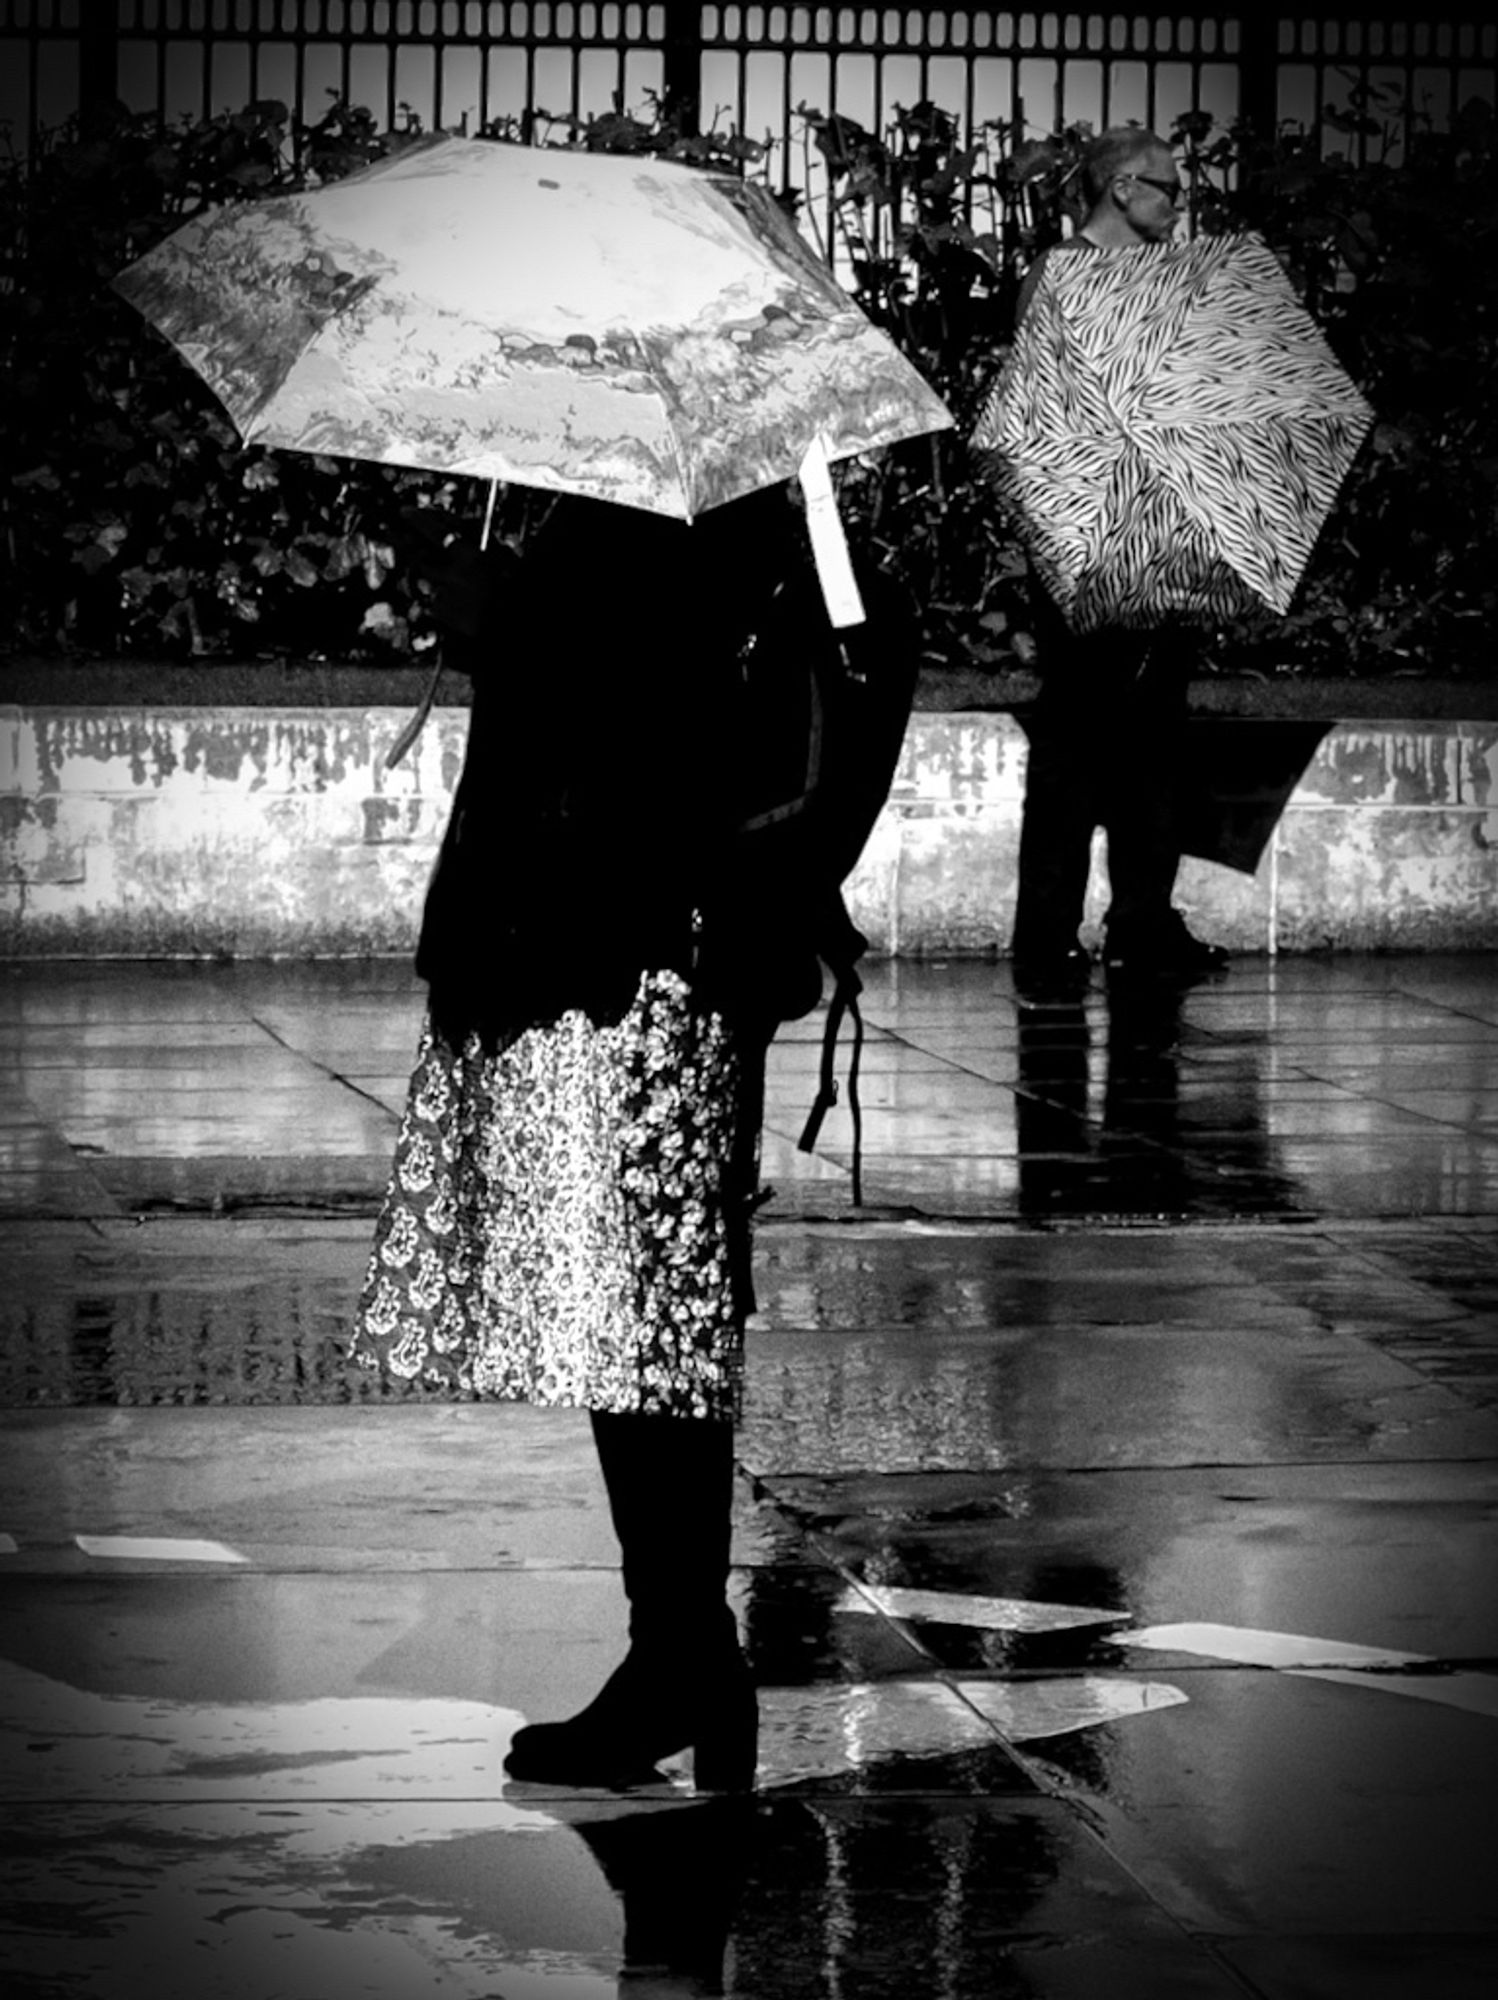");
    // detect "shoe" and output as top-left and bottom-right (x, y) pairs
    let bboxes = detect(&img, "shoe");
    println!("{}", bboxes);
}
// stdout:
(1013, 945), (1091, 1008)
(503, 1624), (758, 1792)
(1103, 911), (1227, 986)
